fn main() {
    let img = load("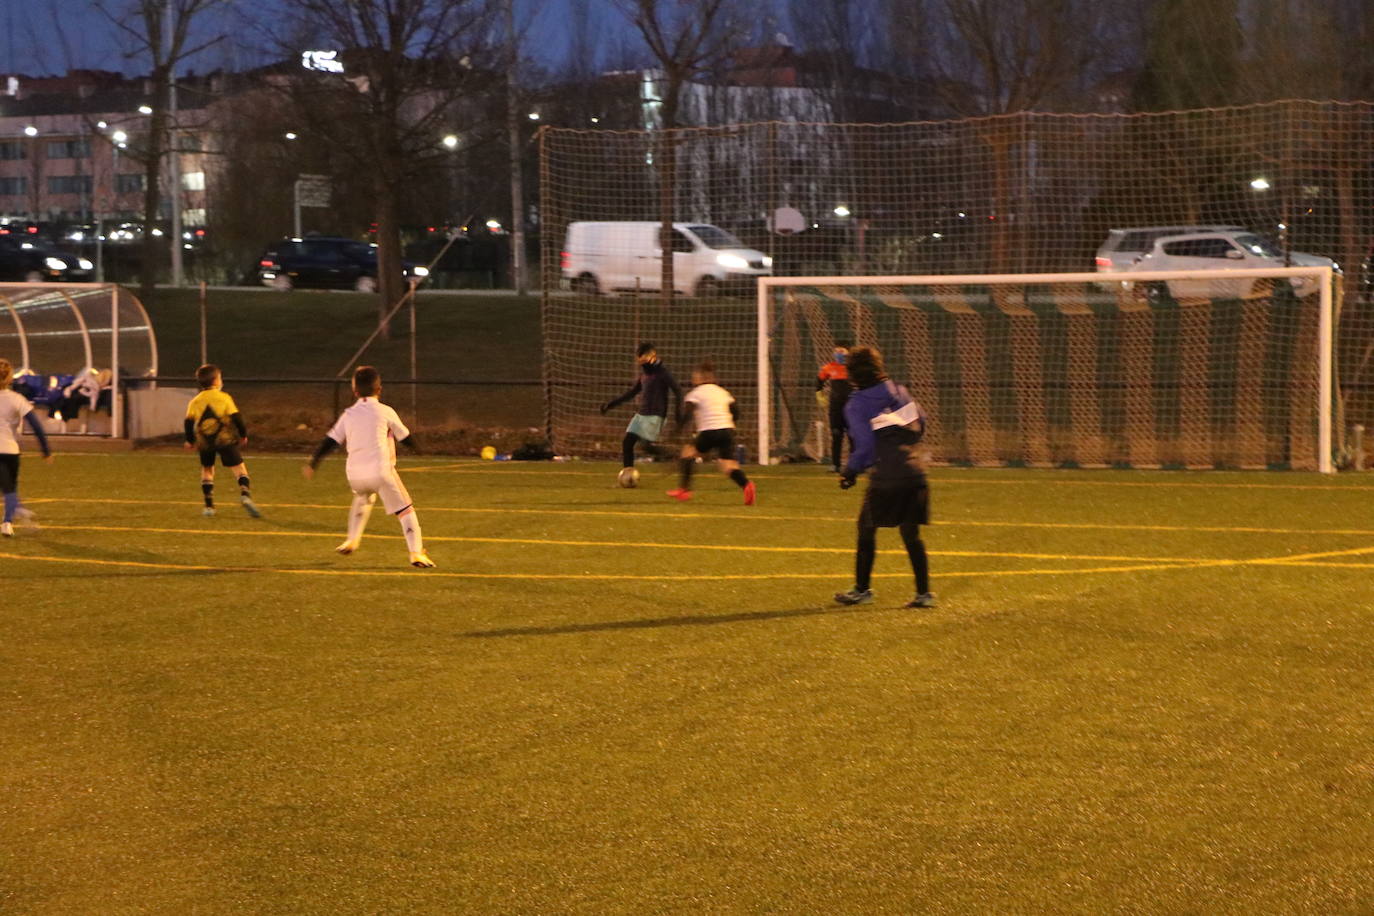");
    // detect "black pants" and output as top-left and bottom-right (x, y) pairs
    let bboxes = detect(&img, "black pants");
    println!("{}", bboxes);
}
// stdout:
(854, 485), (930, 594)
(0, 454), (18, 494)
(829, 412), (851, 469)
